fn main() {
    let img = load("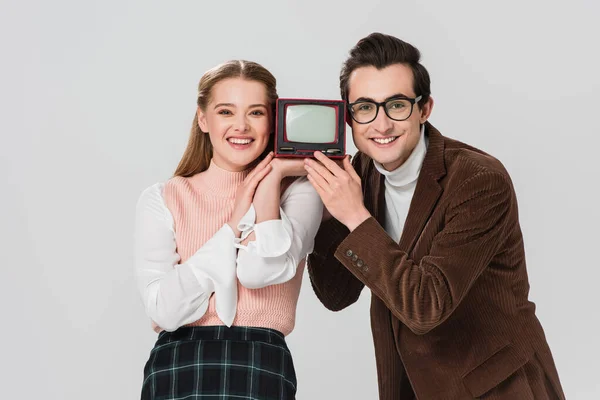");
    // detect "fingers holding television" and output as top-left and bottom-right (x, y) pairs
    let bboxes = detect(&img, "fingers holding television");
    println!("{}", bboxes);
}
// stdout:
(304, 154), (336, 184)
